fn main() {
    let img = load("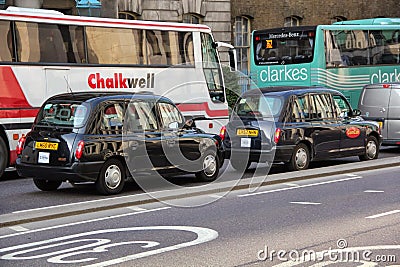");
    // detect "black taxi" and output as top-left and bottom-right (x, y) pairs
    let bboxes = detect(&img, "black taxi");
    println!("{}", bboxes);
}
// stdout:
(221, 87), (382, 171)
(16, 92), (224, 195)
